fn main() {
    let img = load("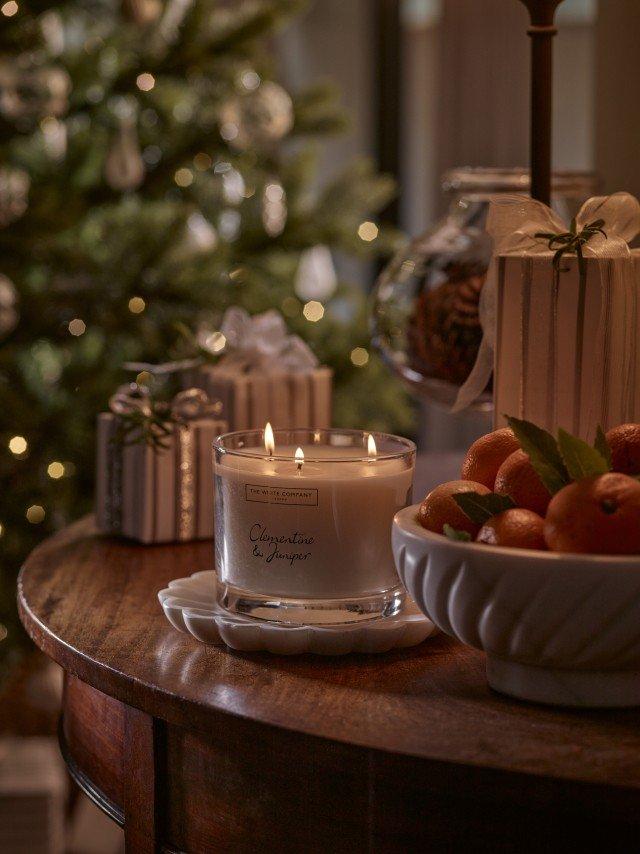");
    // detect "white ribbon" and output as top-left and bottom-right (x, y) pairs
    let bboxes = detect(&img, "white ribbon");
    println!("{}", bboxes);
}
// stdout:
(218, 307), (318, 373)
(452, 192), (640, 413)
